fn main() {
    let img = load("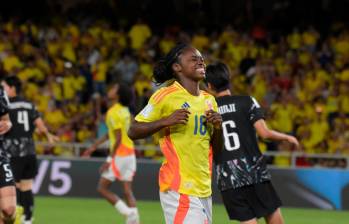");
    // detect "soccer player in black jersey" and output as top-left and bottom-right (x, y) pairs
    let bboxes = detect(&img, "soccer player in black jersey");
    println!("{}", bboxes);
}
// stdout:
(0, 86), (15, 224)
(1, 76), (58, 224)
(205, 62), (299, 224)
